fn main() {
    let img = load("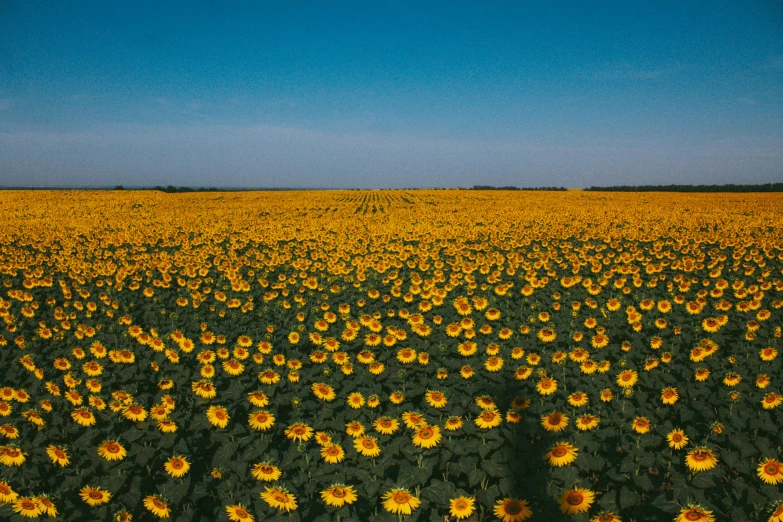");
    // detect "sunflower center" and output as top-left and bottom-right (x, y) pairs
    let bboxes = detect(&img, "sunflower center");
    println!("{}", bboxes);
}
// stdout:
(153, 498), (166, 509)
(107, 444), (120, 453)
(552, 447), (567, 457)
(89, 491), (103, 500)
(685, 512), (703, 521)
(332, 489), (346, 498)
(393, 492), (410, 504)
(419, 428), (433, 439)
(504, 501), (522, 514)
(765, 463), (780, 474)
(362, 440), (375, 449)
(567, 493), (584, 506)
(21, 500), (36, 510)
